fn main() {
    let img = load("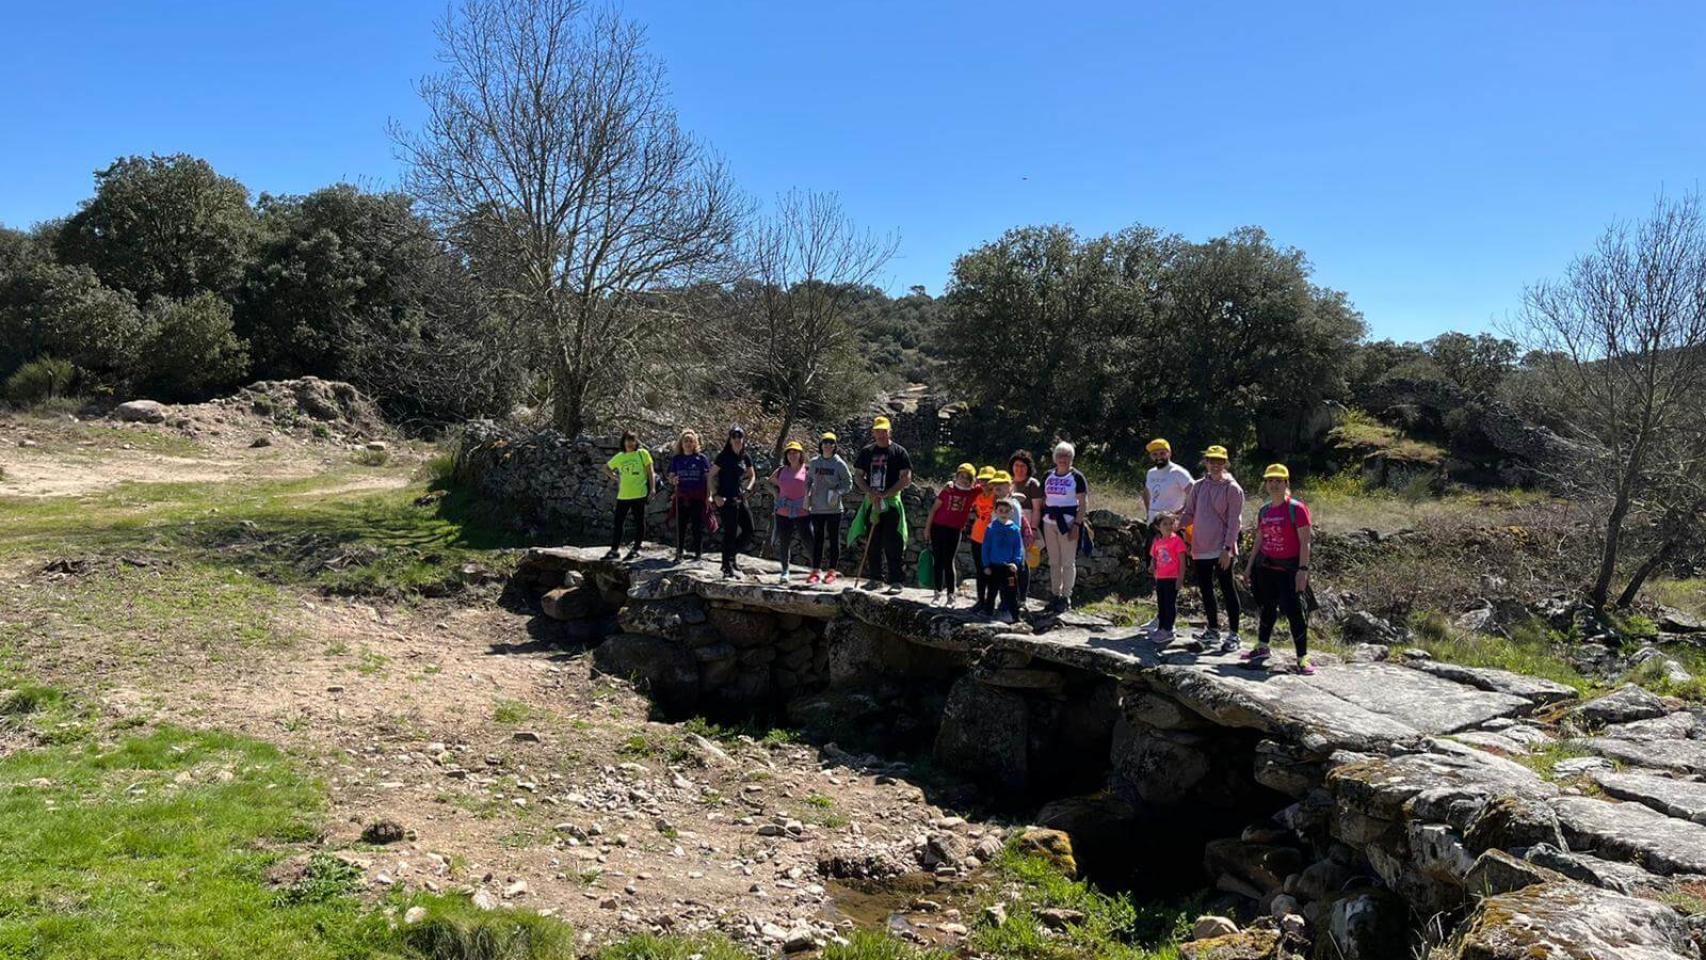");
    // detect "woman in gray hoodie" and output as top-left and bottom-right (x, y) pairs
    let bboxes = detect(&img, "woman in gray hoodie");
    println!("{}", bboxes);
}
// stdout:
(805, 432), (854, 585)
